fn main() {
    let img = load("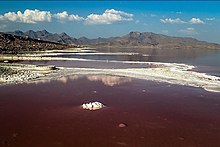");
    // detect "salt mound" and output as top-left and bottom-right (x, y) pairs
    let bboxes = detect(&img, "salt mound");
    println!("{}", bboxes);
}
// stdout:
(82, 101), (105, 110)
